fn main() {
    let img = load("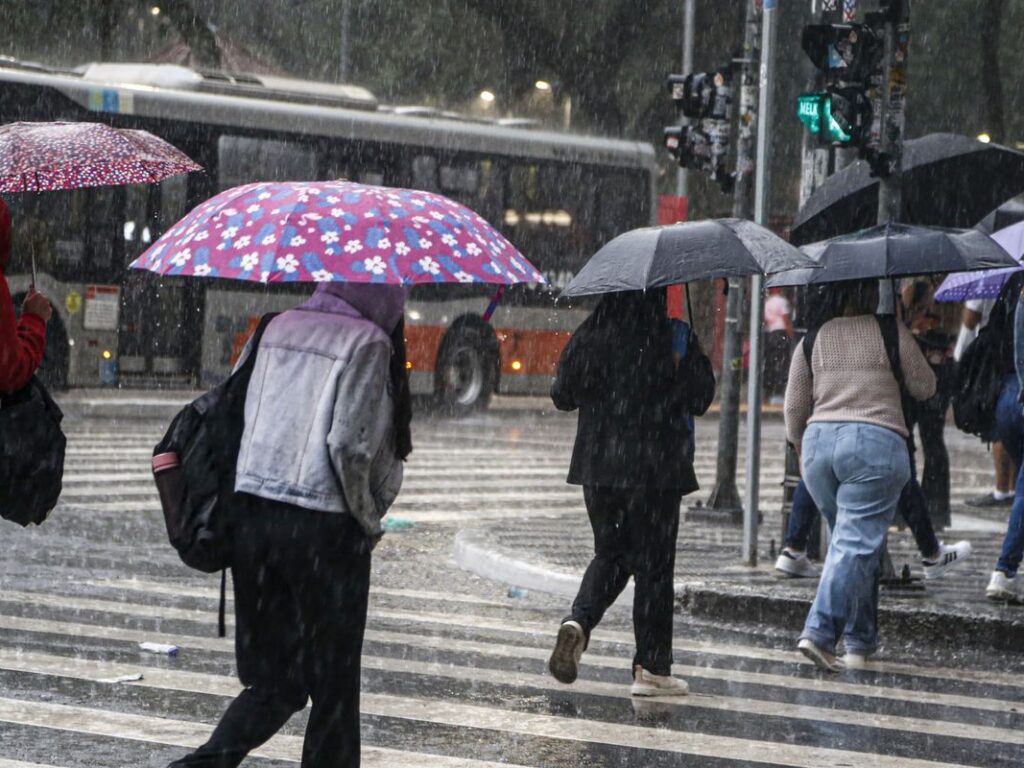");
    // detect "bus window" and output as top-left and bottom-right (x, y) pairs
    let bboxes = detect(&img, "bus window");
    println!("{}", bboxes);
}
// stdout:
(411, 155), (439, 192)
(217, 135), (318, 190)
